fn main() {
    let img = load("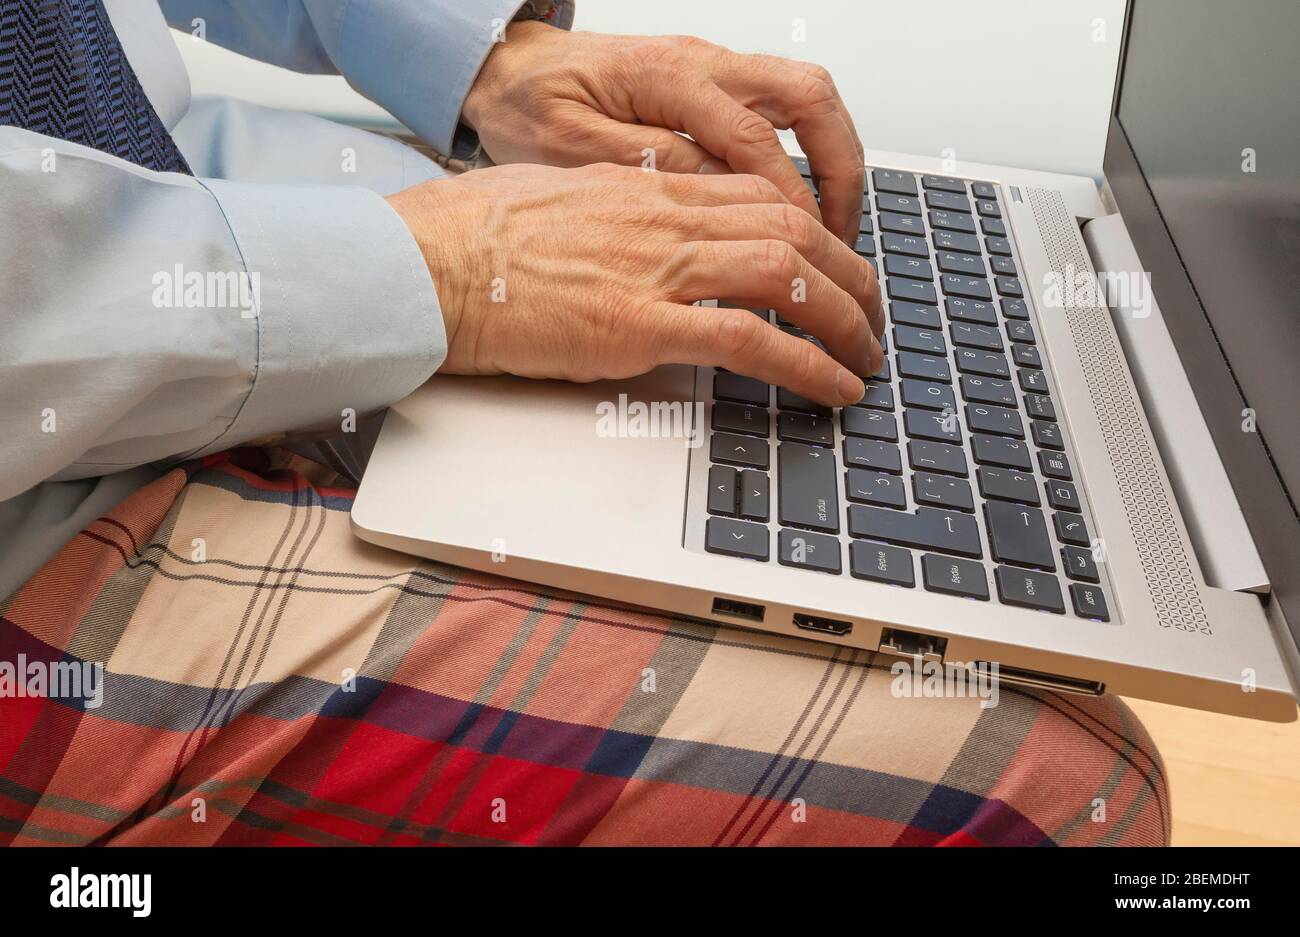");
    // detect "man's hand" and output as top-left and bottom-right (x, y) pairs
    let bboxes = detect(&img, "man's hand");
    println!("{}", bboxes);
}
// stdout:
(387, 162), (883, 407)
(462, 22), (866, 245)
